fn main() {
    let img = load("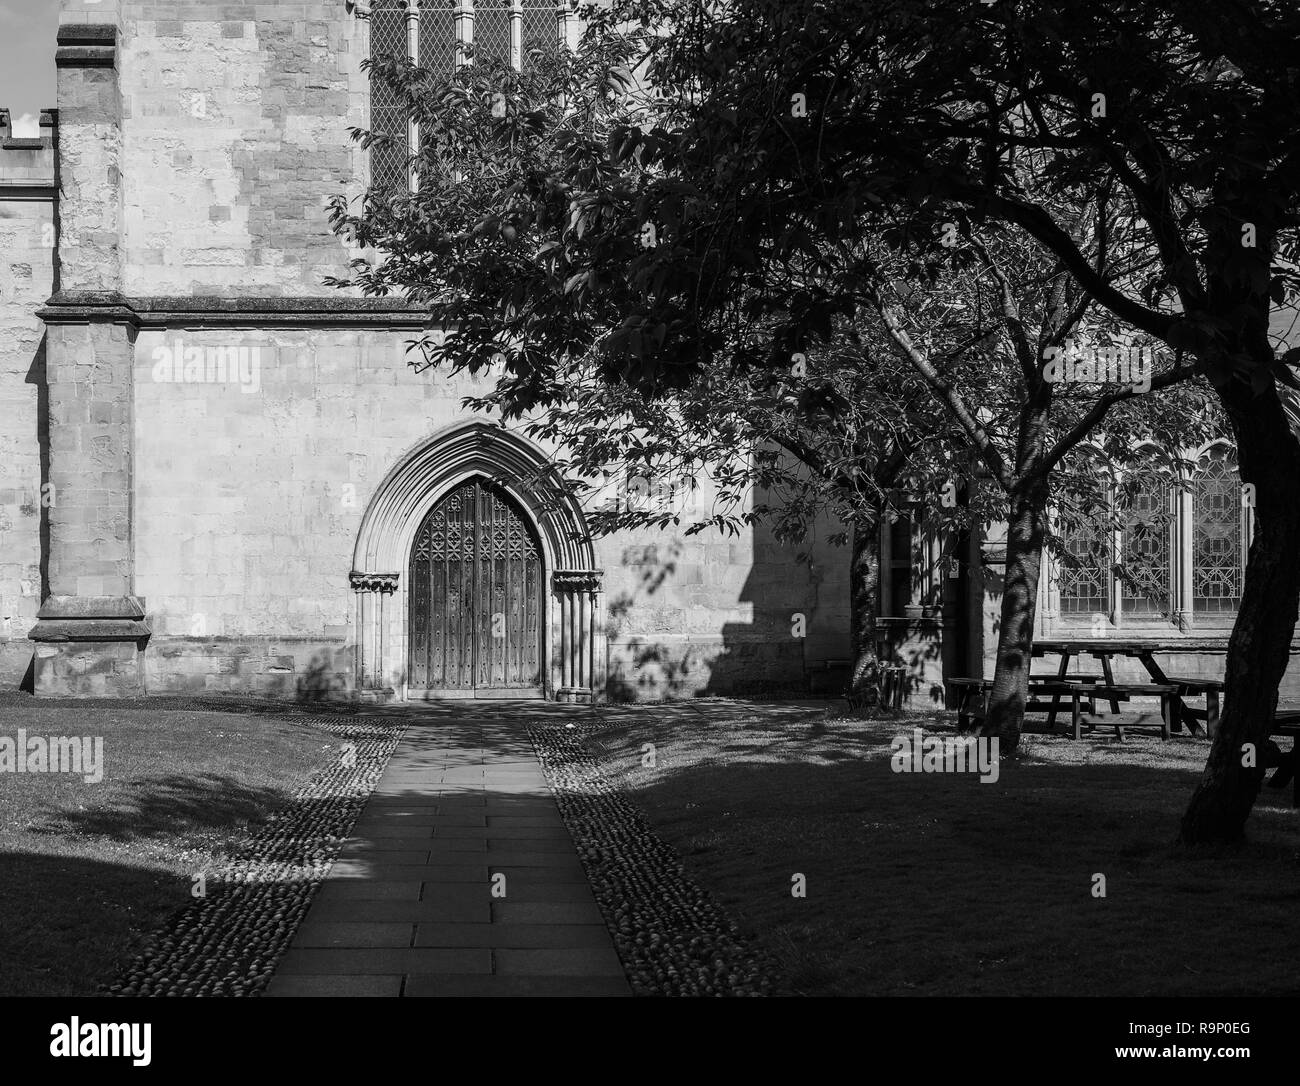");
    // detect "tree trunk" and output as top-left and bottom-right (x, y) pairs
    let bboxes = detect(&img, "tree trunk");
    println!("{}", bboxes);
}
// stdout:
(985, 482), (1048, 752)
(1179, 382), (1300, 844)
(848, 509), (882, 704)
